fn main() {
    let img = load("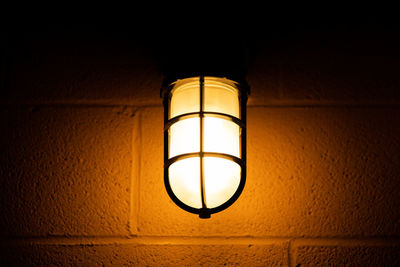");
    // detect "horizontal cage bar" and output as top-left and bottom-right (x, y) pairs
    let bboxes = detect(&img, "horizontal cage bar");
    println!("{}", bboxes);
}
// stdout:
(165, 151), (244, 169)
(165, 111), (245, 131)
